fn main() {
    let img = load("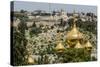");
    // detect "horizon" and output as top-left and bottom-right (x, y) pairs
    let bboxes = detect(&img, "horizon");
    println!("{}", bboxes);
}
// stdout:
(12, 1), (97, 15)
